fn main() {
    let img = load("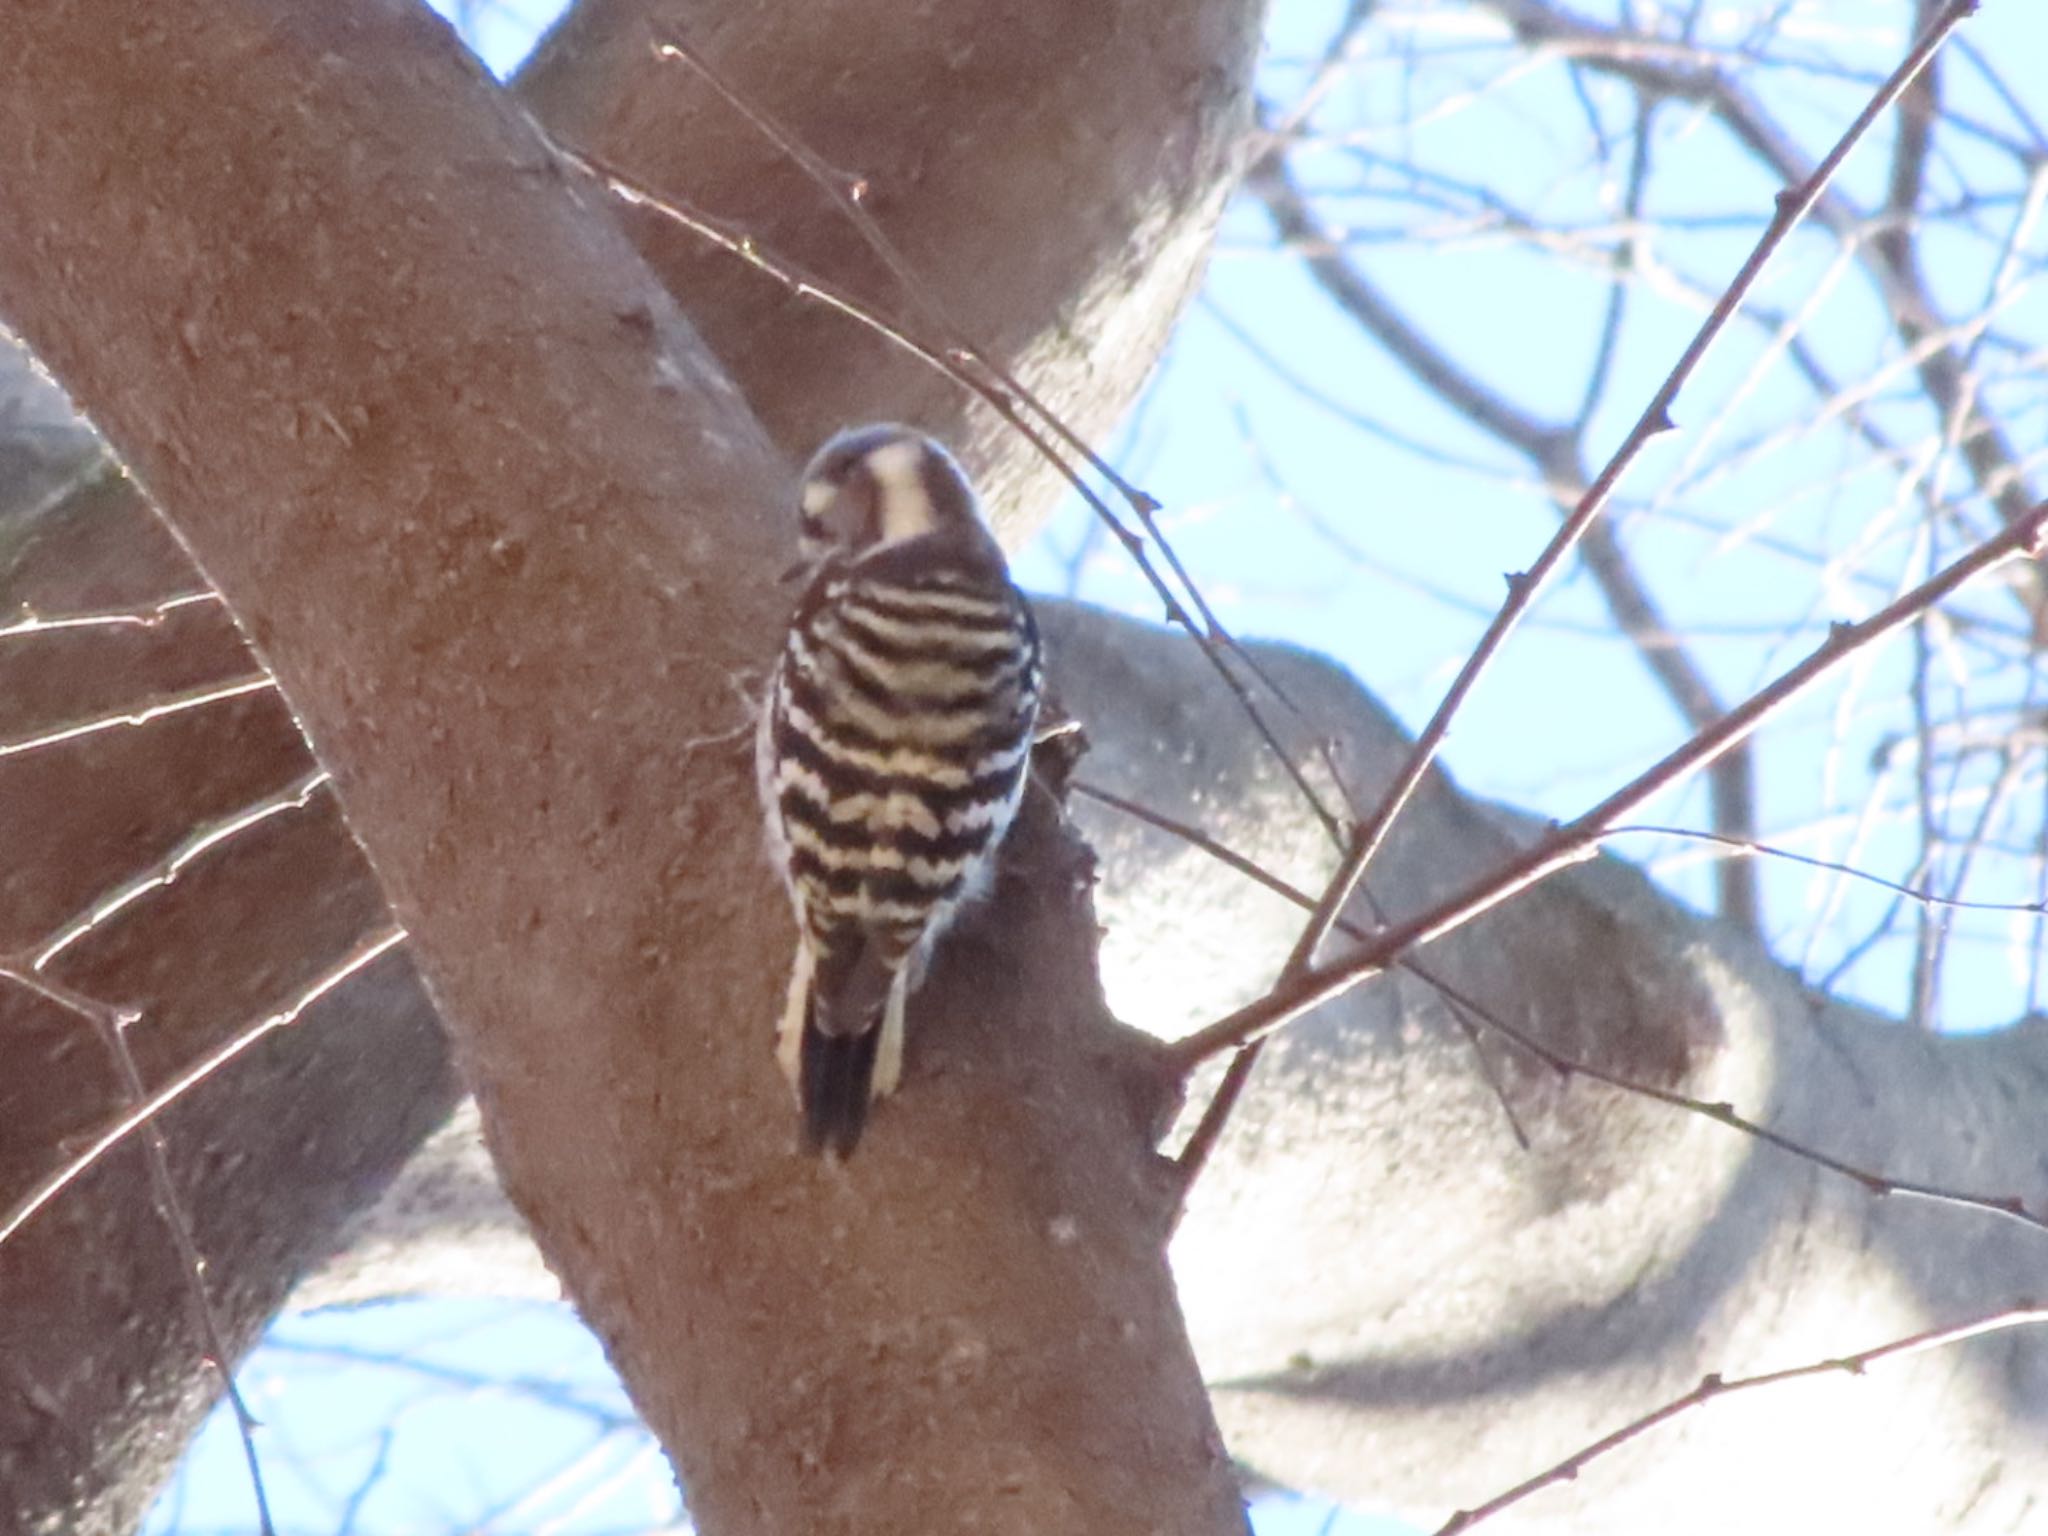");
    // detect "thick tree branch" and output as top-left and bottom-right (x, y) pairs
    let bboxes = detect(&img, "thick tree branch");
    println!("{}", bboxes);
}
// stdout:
(1053, 605), (2048, 1534)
